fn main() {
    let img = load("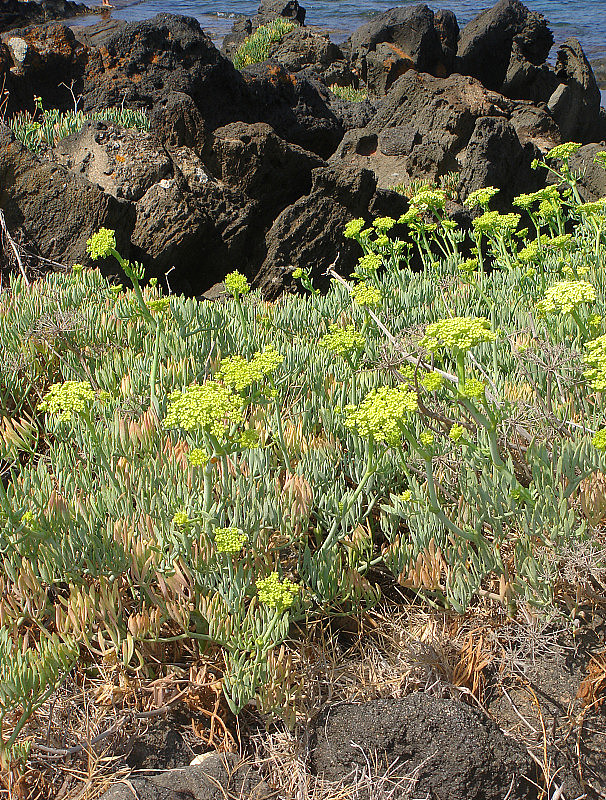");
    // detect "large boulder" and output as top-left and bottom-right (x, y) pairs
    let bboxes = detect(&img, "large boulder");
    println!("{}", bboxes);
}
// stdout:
(457, 0), (553, 92)
(459, 115), (541, 207)
(53, 121), (173, 202)
(309, 696), (537, 800)
(1, 21), (87, 114)
(547, 38), (602, 143)
(222, 0), (305, 60)
(347, 5), (450, 94)
(0, 0), (90, 35)
(565, 144), (606, 202)
(254, 164), (379, 298)
(0, 124), (134, 267)
(207, 121), (324, 216)
(78, 14), (252, 132)
(501, 39), (558, 103)
(241, 61), (344, 158)
(330, 71), (512, 189)
(265, 26), (343, 74)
